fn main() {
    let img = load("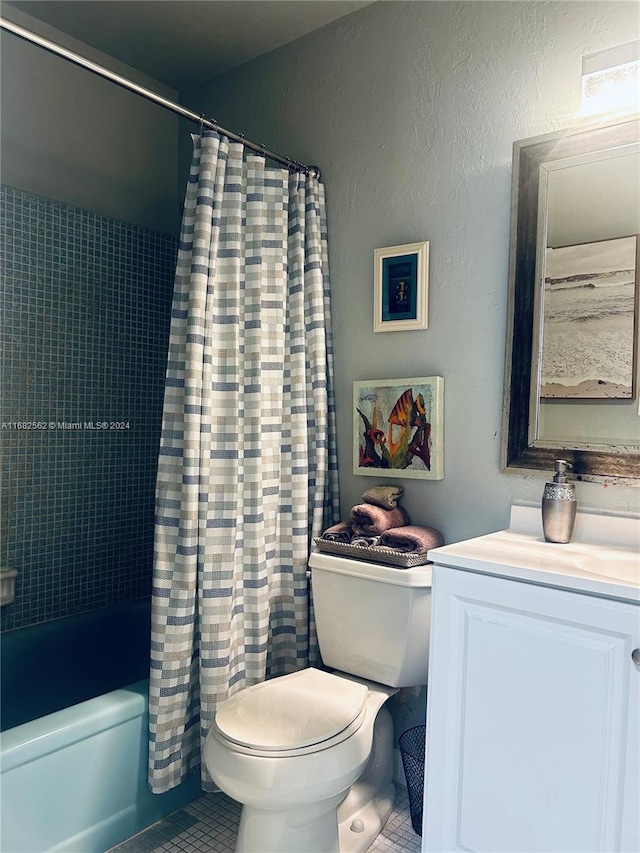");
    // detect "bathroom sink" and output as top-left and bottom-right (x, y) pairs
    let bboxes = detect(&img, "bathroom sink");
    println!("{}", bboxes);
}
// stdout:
(437, 531), (639, 584)
(427, 506), (639, 600)
(571, 550), (639, 584)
